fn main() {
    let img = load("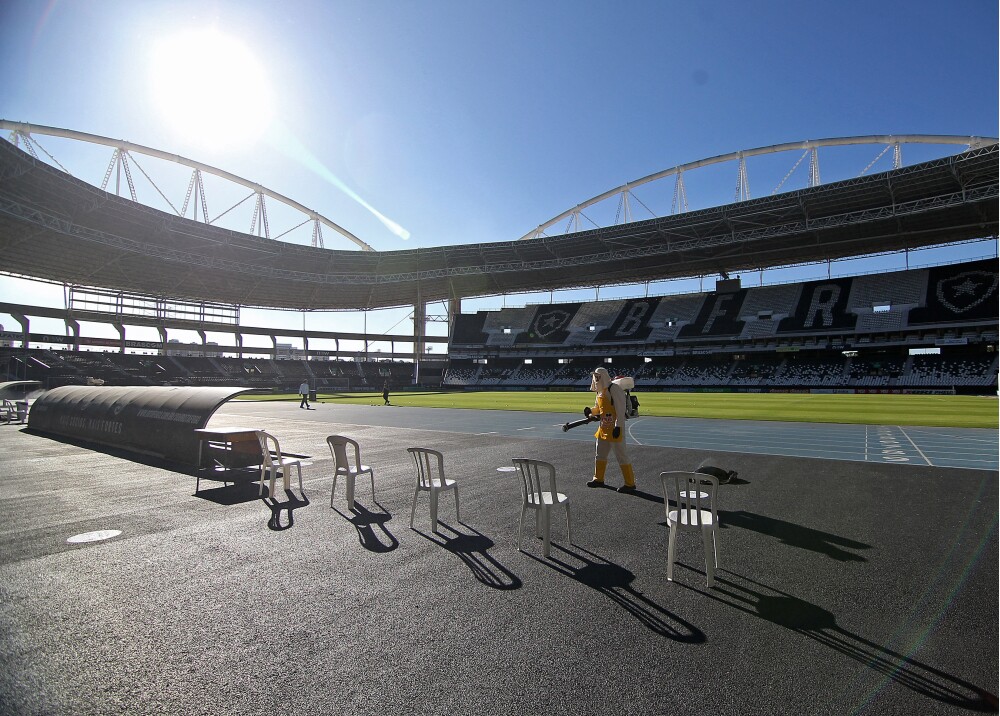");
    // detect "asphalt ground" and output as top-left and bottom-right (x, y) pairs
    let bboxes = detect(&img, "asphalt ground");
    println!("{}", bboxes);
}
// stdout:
(0, 399), (997, 716)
